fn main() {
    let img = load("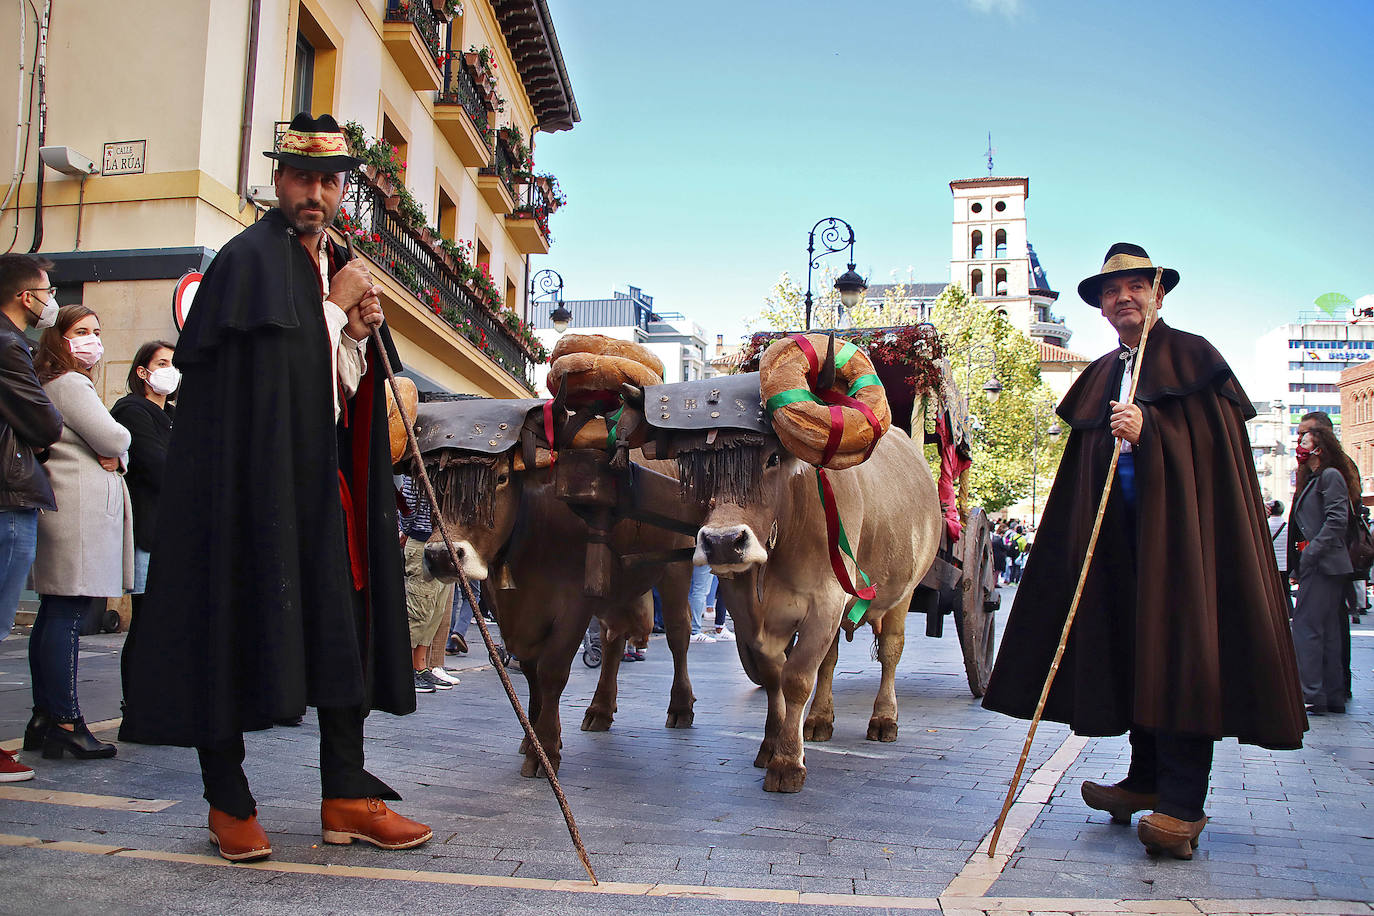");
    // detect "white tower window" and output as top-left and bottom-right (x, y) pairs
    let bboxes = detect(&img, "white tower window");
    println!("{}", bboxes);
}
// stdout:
(971, 230), (983, 259)
(995, 229), (1007, 258)
(971, 269), (984, 297)
(995, 268), (1008, 296)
